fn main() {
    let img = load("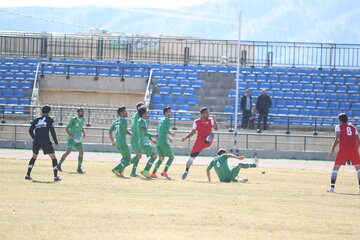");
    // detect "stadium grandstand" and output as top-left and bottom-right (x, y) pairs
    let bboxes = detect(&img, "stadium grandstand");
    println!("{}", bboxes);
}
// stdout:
(0, 31), (359, 158)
